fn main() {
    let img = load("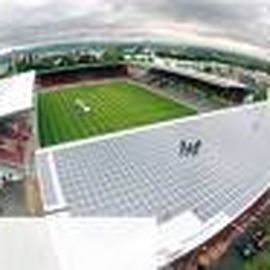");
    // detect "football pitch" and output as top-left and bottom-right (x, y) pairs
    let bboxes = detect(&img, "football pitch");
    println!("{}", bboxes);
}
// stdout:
(38, 80), (196, 147)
